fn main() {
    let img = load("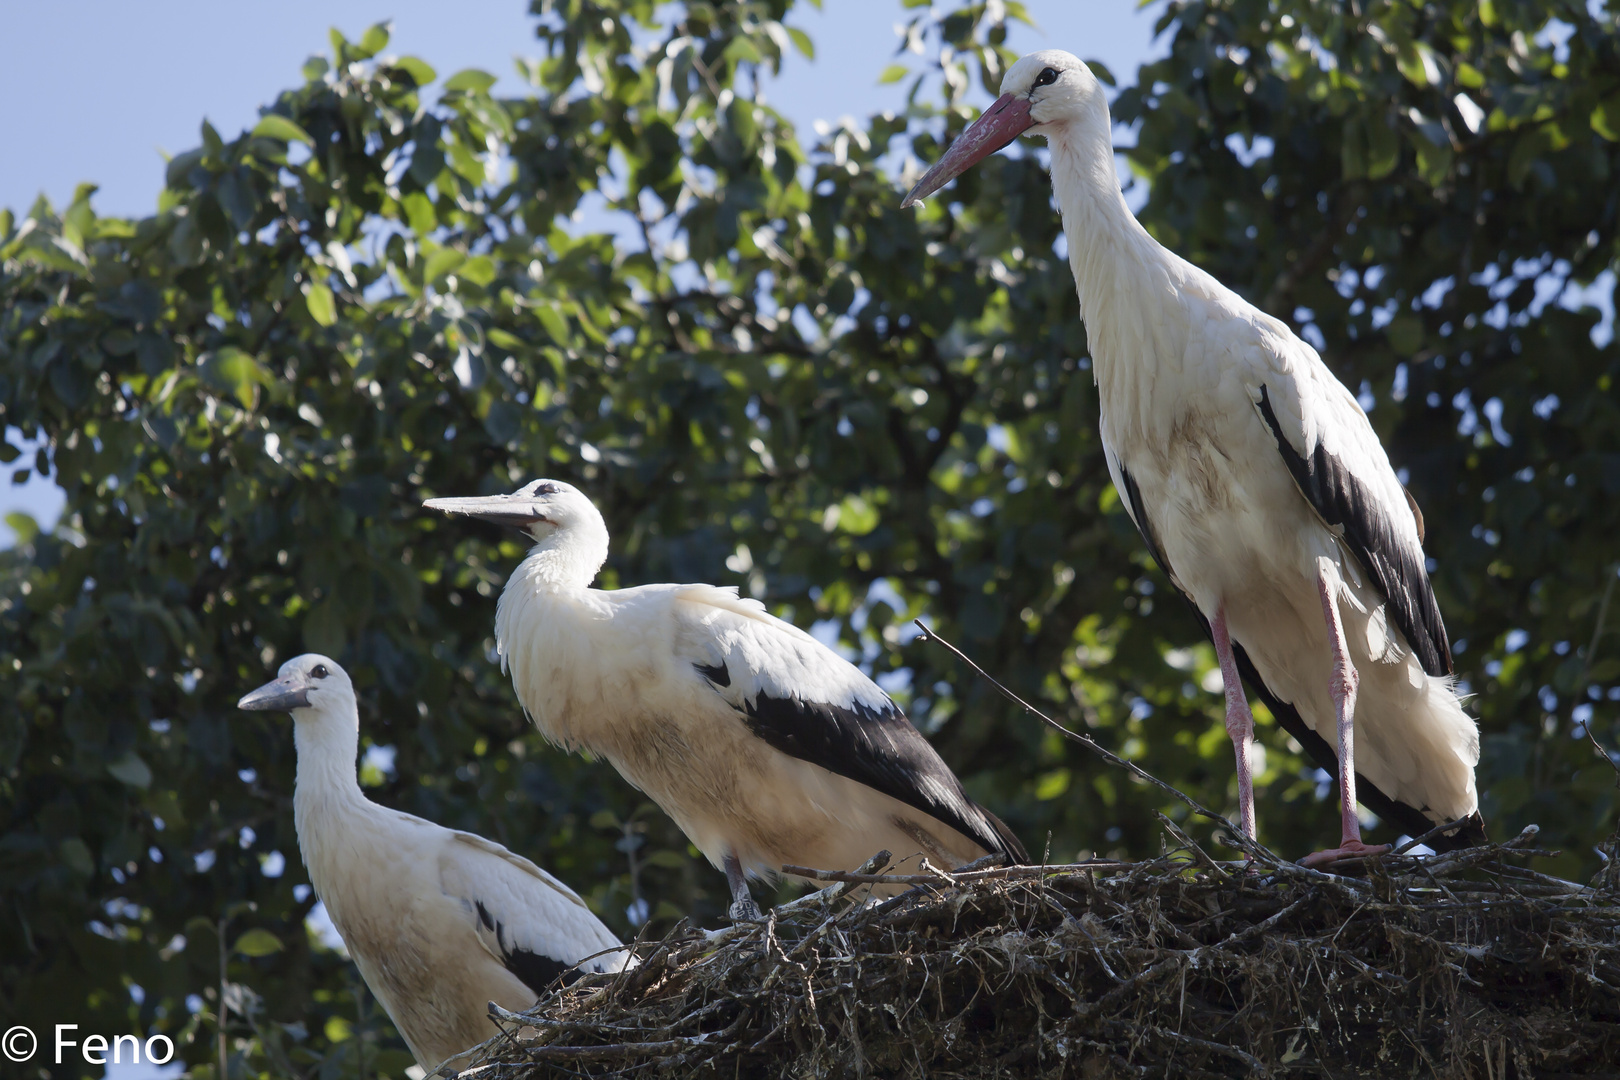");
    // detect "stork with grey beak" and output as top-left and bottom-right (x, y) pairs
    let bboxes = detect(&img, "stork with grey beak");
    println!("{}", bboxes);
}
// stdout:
(424, 479), (1027, 920)
(903, 50), (1483, 865)
(239, 654), (631, 1072)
